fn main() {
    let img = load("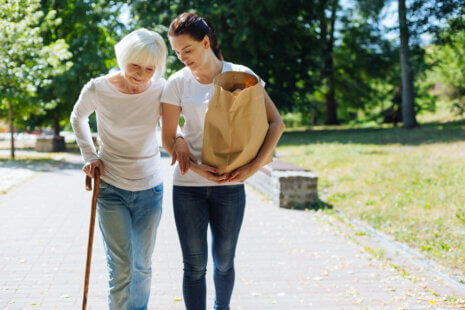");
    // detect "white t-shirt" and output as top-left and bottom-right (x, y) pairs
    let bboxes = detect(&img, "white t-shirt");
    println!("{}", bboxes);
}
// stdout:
(161, 61), (264, 187)
(70, 75), (165, 191)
